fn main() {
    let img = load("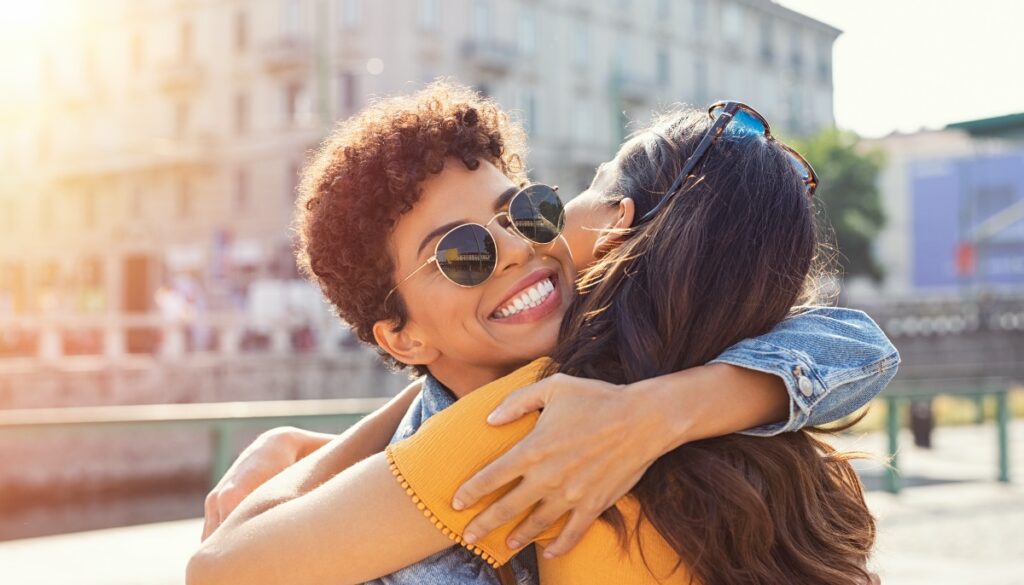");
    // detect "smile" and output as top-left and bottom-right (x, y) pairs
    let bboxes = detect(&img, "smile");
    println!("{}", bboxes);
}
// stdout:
(492, 277), (556, 319)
